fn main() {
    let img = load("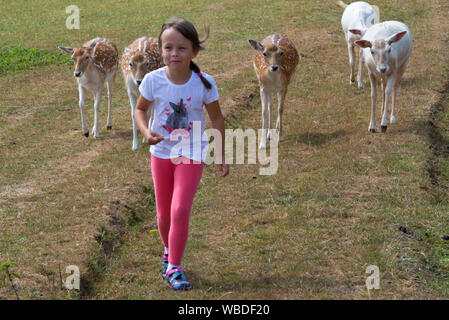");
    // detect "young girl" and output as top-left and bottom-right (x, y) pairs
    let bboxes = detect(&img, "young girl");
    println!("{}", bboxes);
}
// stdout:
(135, 17), (229, 291)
